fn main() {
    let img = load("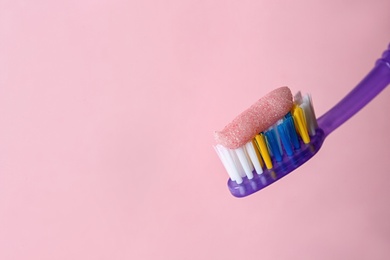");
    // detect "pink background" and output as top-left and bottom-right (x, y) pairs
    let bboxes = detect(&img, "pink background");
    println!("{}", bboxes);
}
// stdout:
(1, 1), (390, 259)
